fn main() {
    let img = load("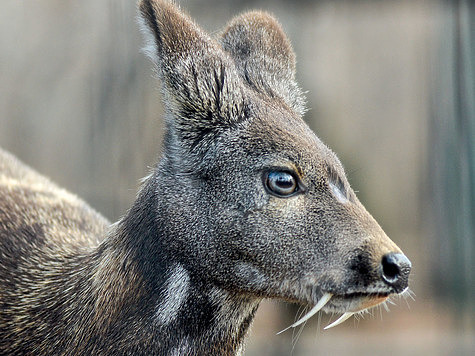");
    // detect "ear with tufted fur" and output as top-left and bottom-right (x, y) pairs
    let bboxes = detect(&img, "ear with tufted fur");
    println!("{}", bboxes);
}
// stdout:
(138, 0), (245, 149)
(220, 11), (306, 116)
